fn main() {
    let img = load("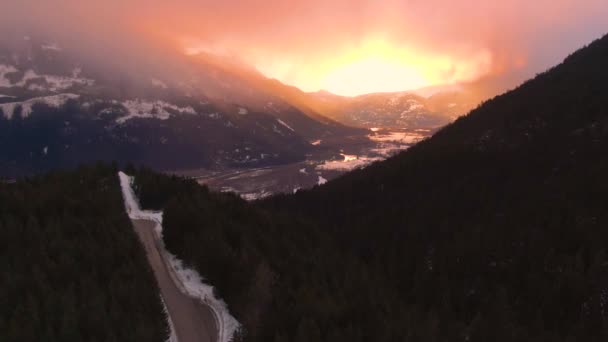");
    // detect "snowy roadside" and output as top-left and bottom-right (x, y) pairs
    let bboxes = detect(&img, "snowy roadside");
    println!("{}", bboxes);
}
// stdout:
(118, 172), (240, 342)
